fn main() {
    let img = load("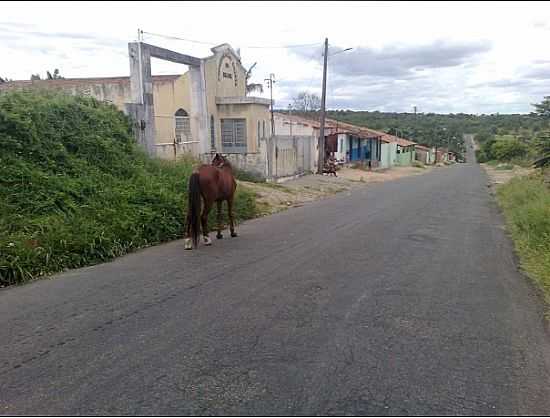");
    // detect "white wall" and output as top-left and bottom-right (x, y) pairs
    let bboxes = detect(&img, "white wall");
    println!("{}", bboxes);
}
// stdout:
(273, 115), (316, 137)
(380, 142), (398, 169)
(336, 133), (349, 161)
